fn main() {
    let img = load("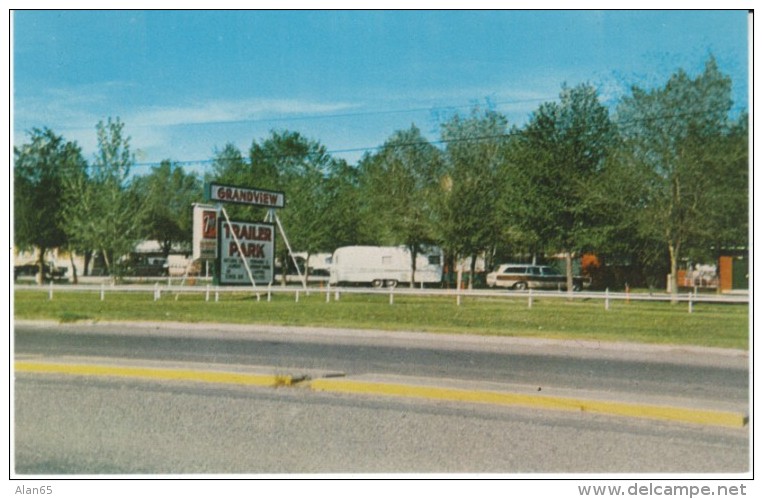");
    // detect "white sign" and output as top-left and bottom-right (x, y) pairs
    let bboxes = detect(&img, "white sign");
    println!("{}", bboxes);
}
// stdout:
(208, 182), (285, 208)
(192, 204), (218, 260)
(219, 220), (275, 285)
